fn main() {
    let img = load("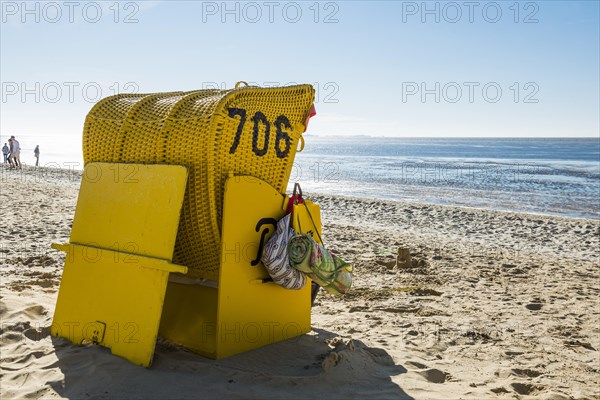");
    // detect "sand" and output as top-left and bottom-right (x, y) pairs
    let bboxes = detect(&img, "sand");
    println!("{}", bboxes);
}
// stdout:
(1, 165), (599, 399)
